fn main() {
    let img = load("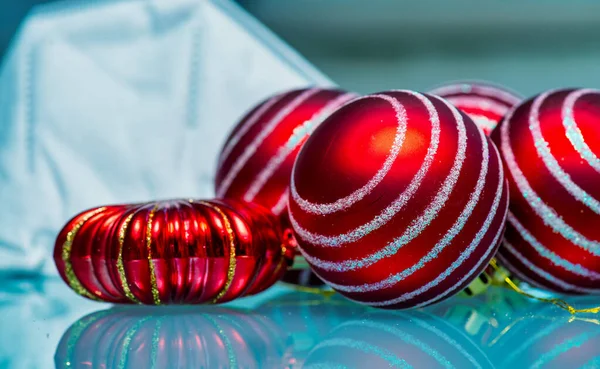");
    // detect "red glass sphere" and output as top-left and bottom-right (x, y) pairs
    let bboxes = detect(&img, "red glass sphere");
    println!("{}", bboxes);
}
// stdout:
(289, 90), (509, 309)
(215, 87), (358, 216)
(491, 88), (600, 294)
(54, 199), (291, 304)
(429, 82), (521, 135)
